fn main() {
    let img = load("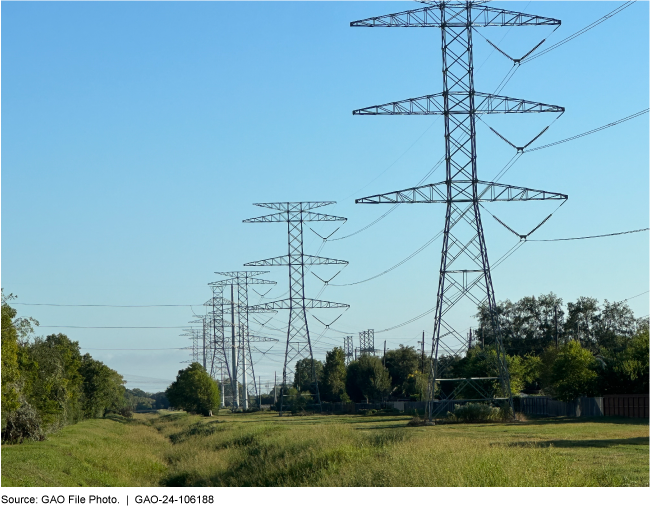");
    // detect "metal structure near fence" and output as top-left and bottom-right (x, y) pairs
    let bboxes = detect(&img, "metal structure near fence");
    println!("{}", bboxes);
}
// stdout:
(350, 1), (568, 420)
(359, 329), (375, 356)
